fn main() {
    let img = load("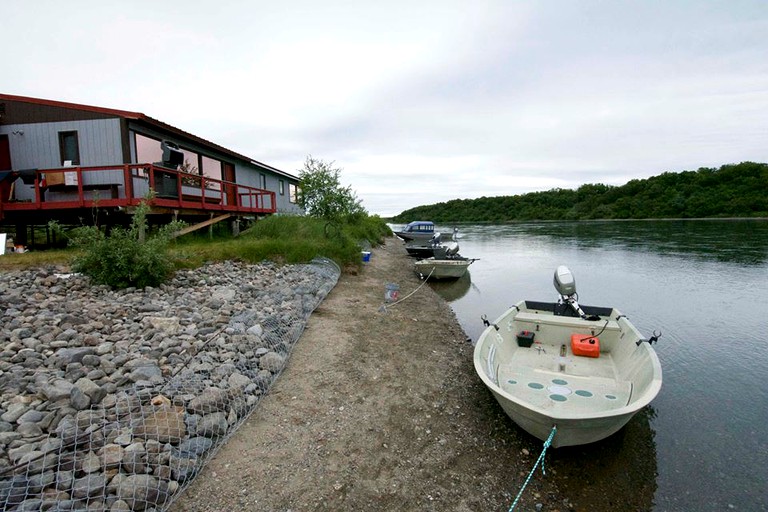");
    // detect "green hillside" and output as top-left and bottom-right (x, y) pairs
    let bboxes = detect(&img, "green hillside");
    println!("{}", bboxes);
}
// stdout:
(392, 162), (768, 223)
